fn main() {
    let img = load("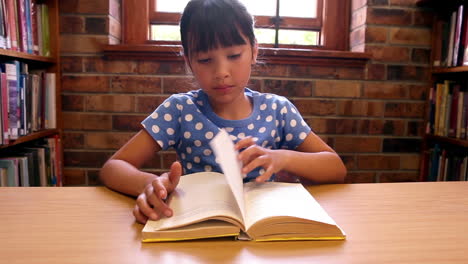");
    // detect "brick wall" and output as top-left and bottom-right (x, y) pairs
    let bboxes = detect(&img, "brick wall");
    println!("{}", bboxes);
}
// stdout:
(59, 0), (432, 185)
